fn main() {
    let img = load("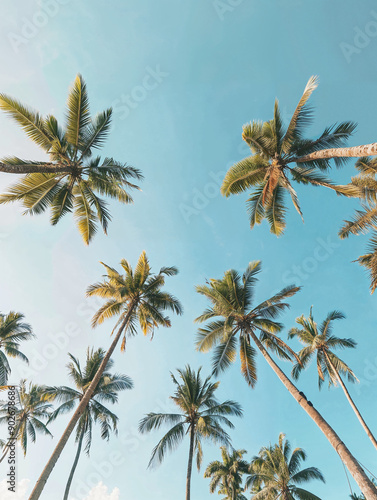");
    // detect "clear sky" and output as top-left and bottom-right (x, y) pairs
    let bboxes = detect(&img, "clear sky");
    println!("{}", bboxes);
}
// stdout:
(0, 1), (377, 499)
